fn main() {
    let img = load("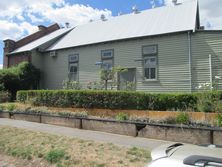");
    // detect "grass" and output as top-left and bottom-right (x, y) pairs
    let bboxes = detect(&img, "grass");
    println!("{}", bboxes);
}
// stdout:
(45, 149), (65, 163)
(0, 126), (151, 167)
